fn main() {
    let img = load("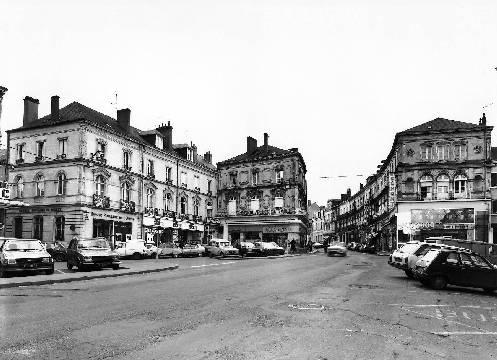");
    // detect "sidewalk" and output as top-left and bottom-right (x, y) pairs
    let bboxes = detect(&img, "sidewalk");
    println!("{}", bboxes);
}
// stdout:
(0, 259), (179, 289)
